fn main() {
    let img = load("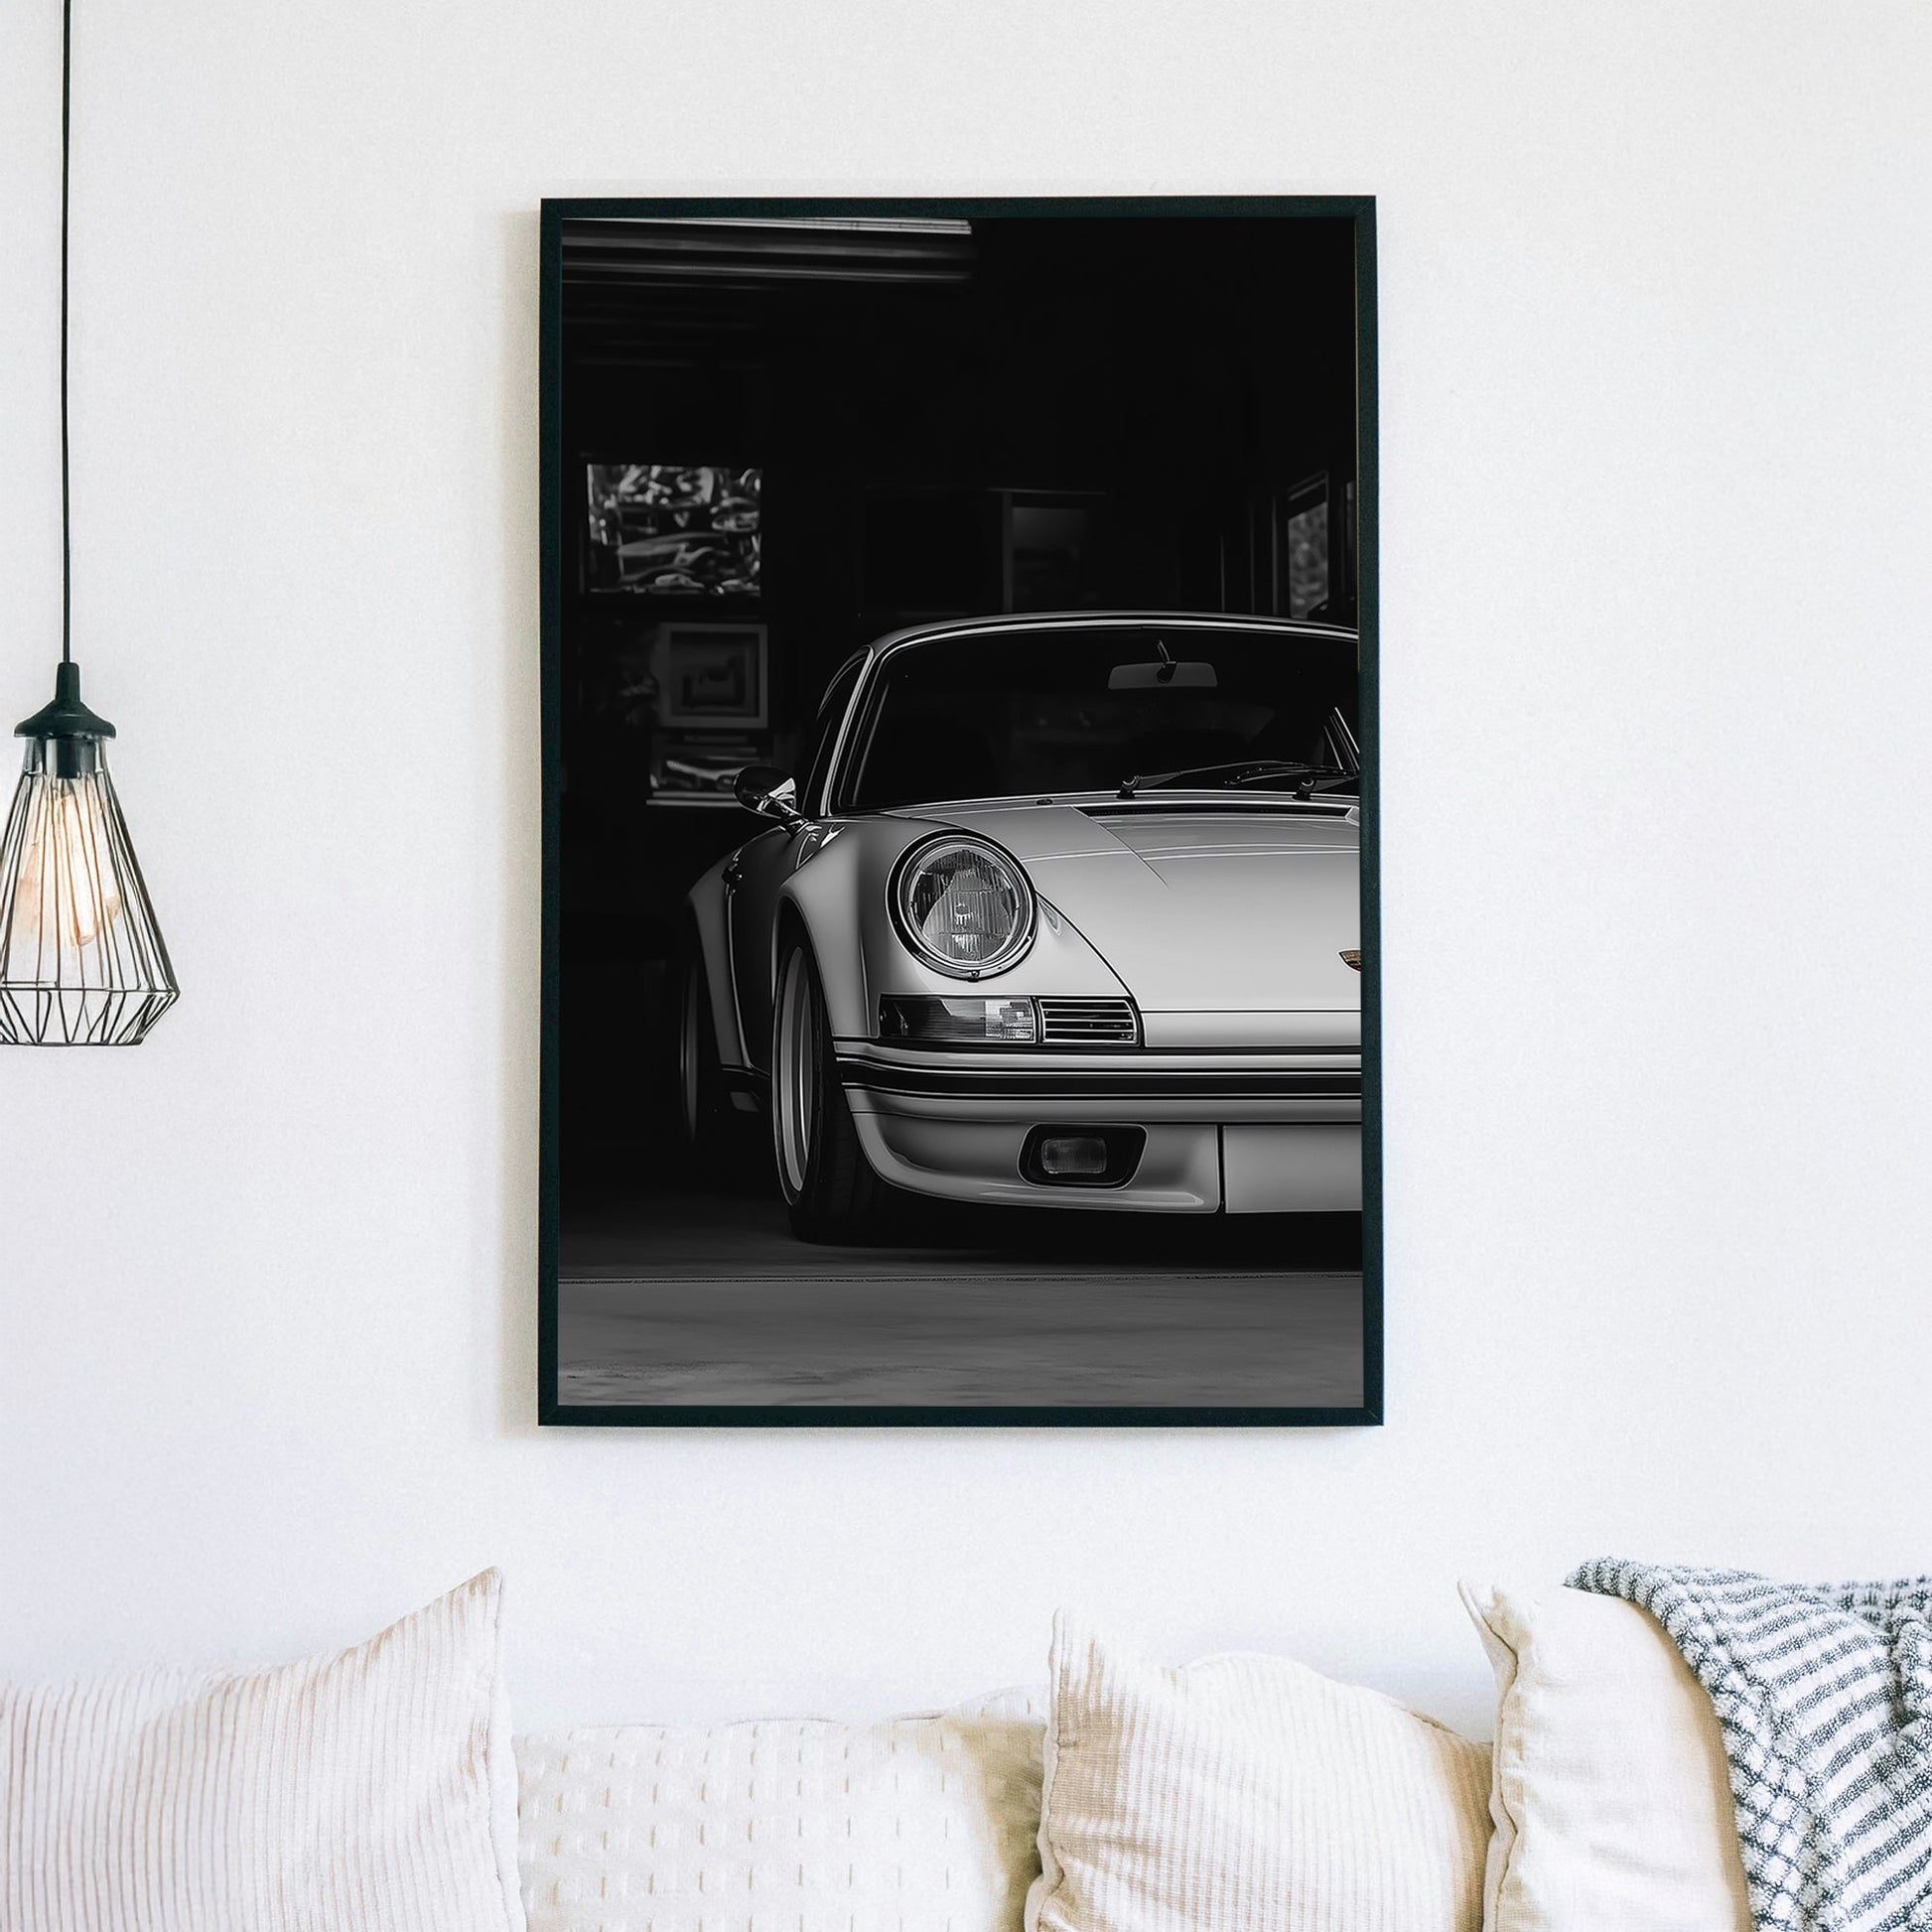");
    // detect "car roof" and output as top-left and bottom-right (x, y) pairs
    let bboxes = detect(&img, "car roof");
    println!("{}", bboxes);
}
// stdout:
(857, 610), (1357, 662)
